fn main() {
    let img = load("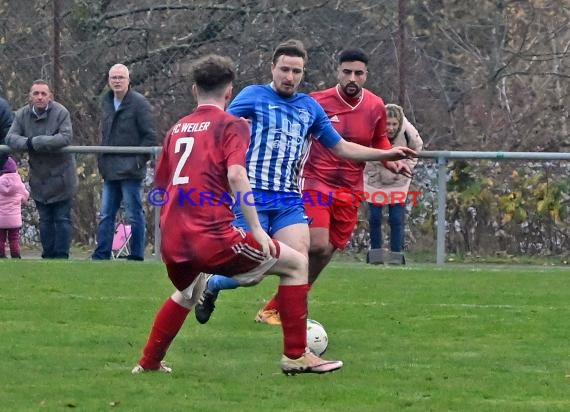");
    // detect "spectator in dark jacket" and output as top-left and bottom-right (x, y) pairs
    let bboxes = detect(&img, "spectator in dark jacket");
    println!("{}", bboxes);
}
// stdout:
(6, 80), (77, 259)
(92, 64), (157, 261)
(0, 96), (14, 167)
